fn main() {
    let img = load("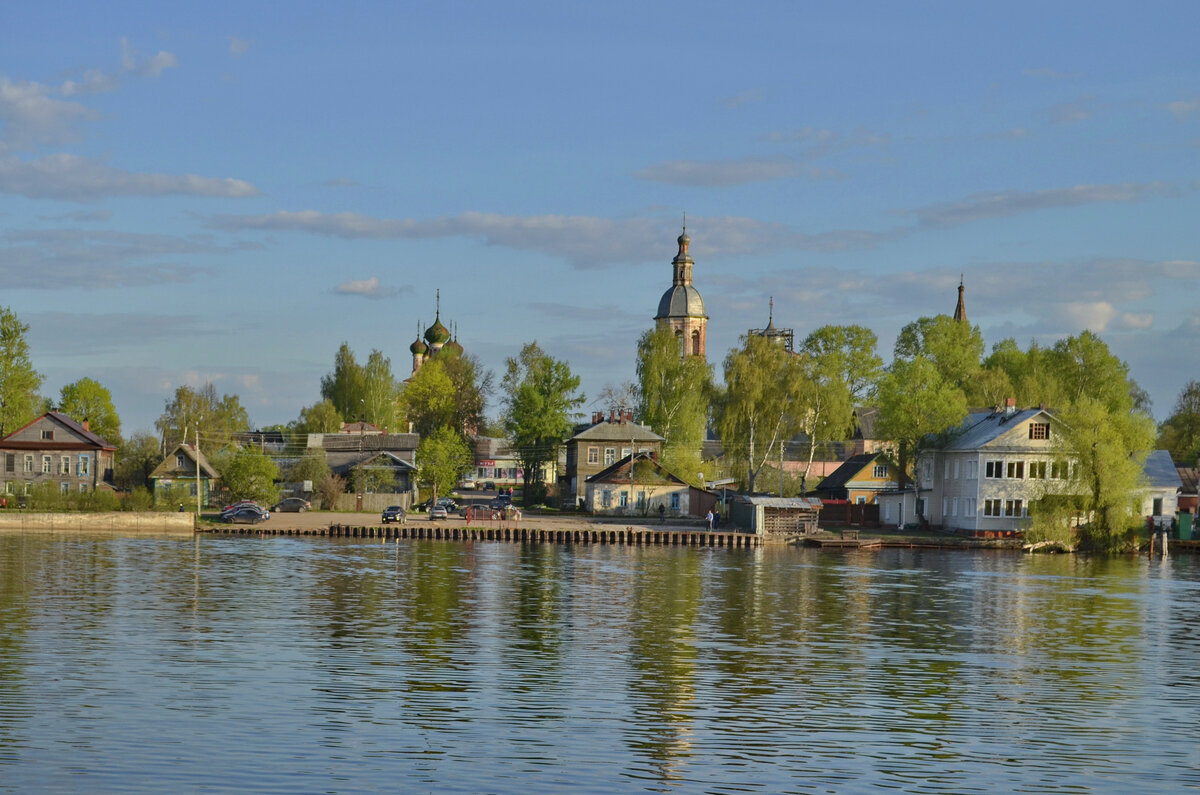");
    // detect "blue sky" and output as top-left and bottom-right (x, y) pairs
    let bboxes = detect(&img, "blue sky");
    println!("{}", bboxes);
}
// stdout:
(2, 2), (1198, 435)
